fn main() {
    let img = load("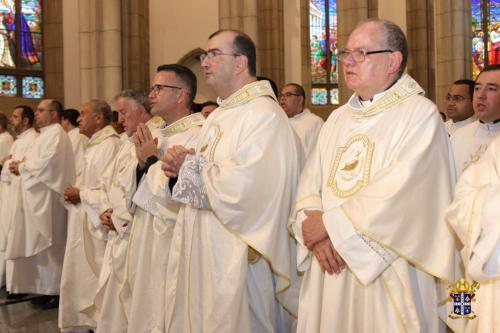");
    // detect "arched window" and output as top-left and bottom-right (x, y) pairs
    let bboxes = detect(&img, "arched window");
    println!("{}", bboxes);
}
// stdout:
(471, 0), (500, 78)
(309, 0), (338, 105)
(0, 0), (43, 98)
